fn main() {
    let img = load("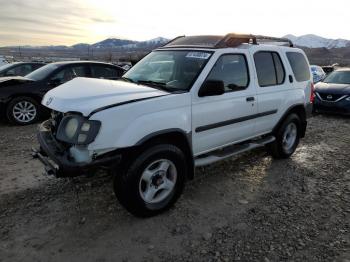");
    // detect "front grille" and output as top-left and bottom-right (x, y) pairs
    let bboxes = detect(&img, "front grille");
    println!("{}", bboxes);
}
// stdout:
(317, 93), (344, 102)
